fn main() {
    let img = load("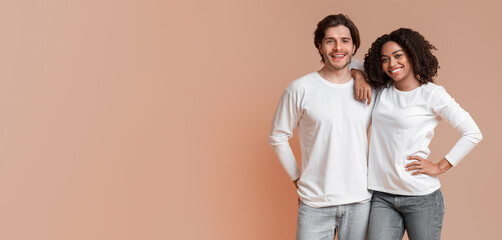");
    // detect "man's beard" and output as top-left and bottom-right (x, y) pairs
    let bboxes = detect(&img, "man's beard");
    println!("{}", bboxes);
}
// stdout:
(326, 53), (352, 70)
